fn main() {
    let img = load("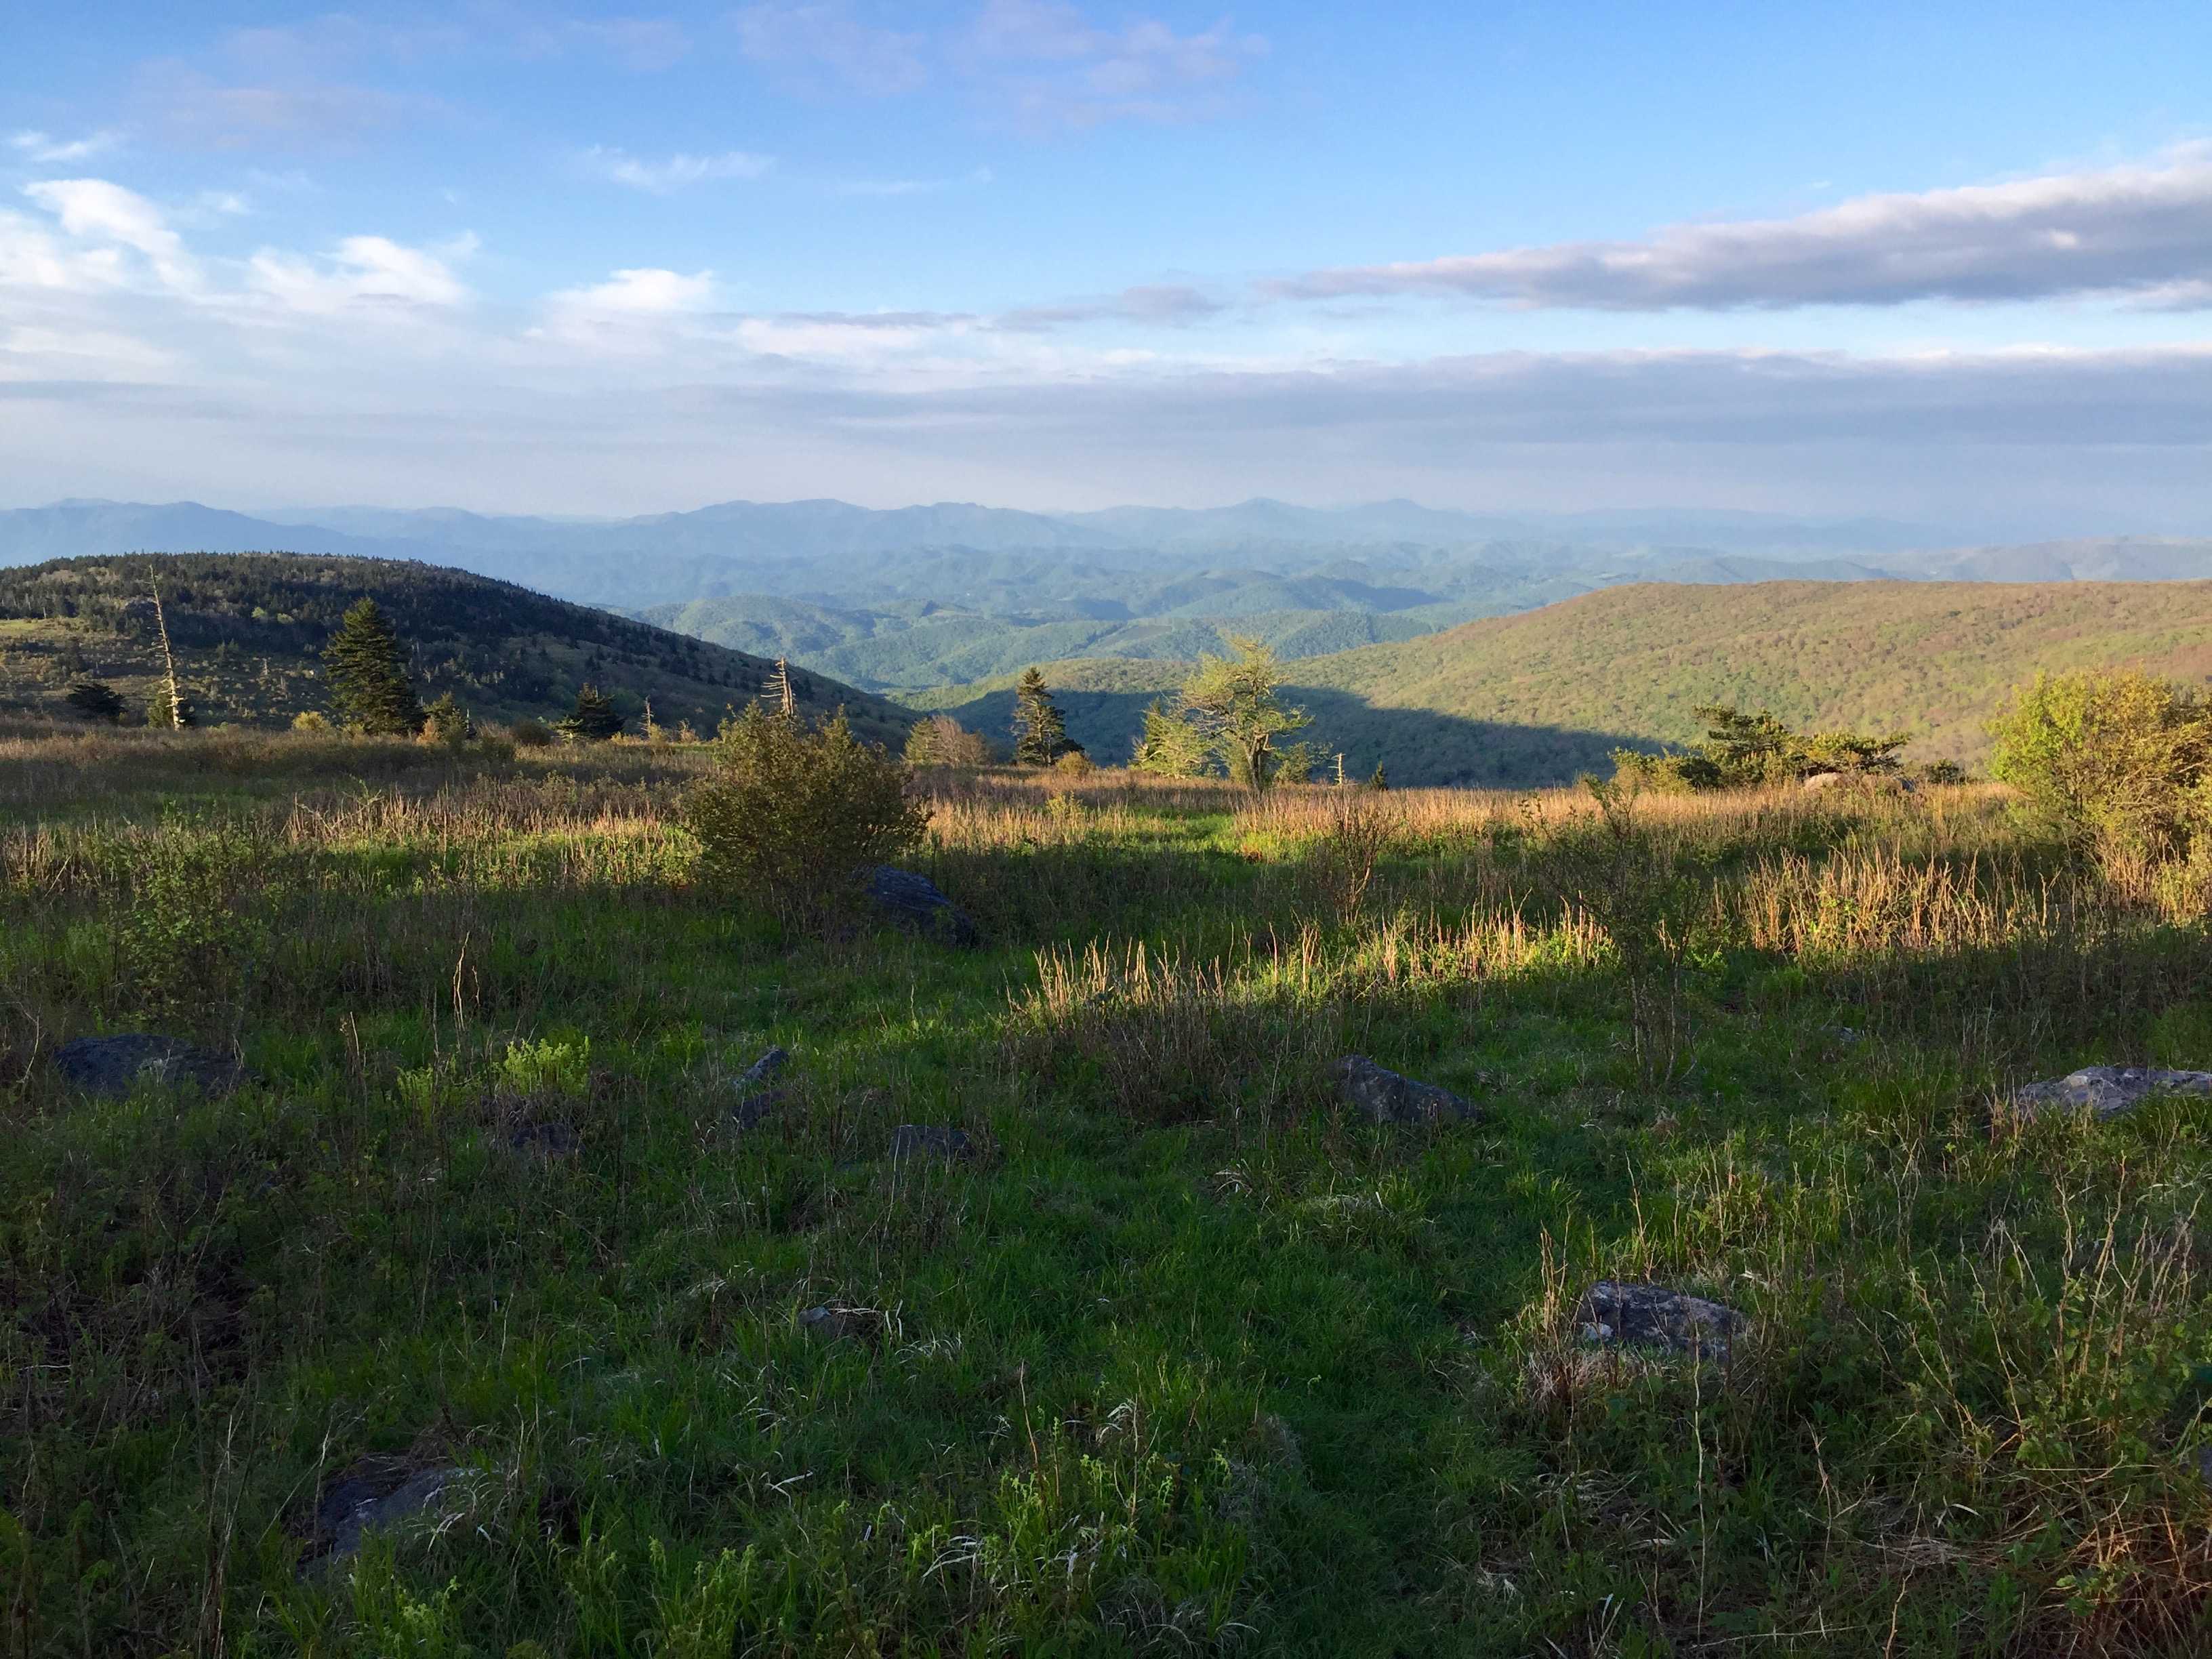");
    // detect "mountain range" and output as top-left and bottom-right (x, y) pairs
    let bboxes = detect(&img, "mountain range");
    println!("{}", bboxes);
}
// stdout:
(7, 496), (2209, 697)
